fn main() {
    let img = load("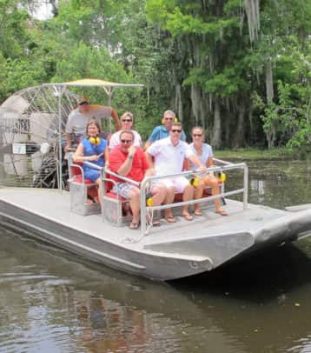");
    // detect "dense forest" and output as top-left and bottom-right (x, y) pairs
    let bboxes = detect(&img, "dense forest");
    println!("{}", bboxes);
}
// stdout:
(0, 0), (310, 153)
